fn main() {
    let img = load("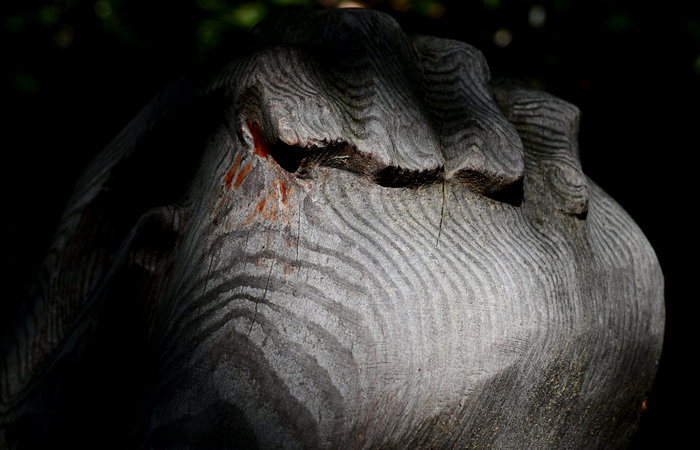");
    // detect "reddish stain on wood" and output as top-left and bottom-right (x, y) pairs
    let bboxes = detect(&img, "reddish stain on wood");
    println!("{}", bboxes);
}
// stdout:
(215, 142), (296, 226)
(248, 120), (270, 159)
(233, 163), (252, 189)
(223, 153), (242, 190)
(278, 179), (288, 205)
(255, 198), (267, 214)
